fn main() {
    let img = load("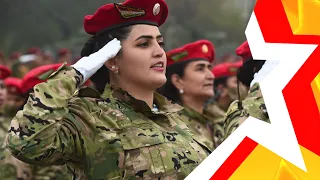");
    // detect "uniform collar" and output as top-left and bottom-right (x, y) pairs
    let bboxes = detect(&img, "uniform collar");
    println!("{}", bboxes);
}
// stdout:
(204, 103), (225, 120)
(101, 84), (183, 114)
(181, 106), (210, 125)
